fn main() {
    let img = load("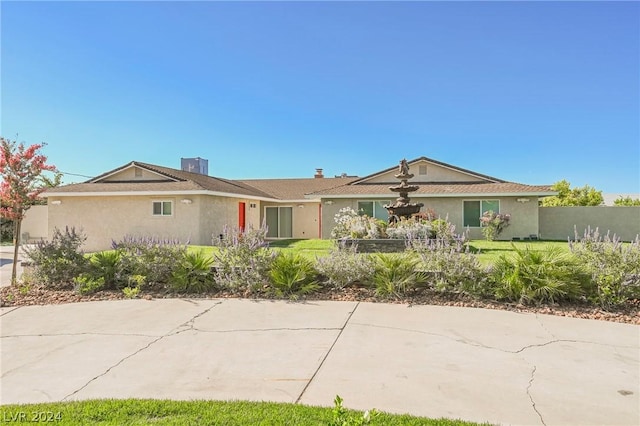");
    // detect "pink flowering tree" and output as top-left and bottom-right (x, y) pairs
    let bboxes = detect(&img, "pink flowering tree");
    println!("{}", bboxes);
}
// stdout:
(0, 137), (57, 284)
